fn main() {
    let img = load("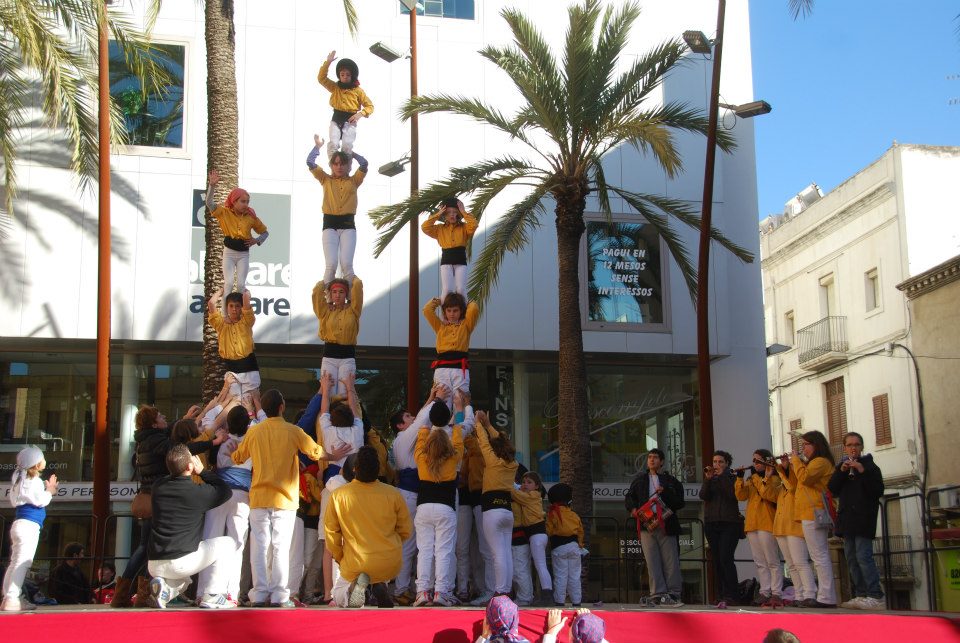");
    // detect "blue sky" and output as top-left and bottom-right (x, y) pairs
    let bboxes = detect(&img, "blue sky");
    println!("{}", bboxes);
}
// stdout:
(749, 1), (960, 218)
